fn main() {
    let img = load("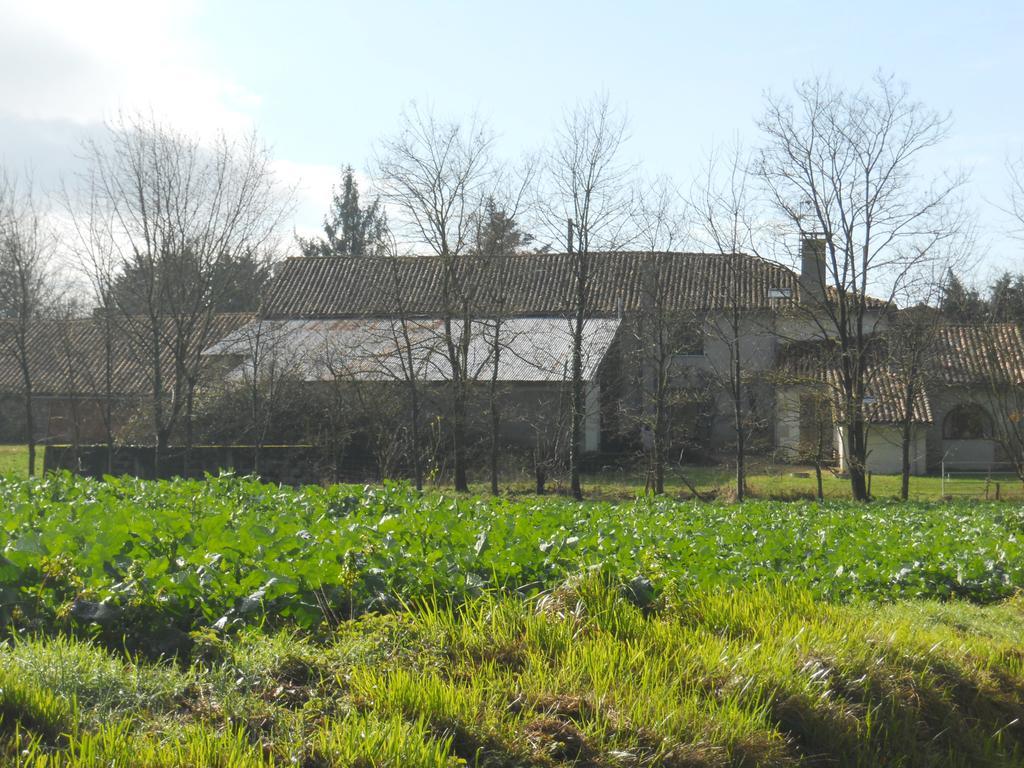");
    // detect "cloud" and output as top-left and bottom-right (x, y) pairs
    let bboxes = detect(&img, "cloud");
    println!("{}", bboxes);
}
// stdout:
(271, 159), (341, 241)
(0, 0), (257, 137)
